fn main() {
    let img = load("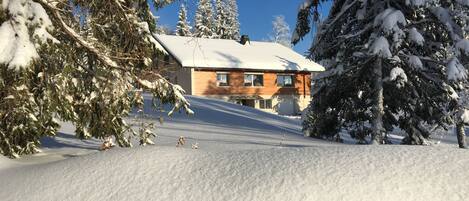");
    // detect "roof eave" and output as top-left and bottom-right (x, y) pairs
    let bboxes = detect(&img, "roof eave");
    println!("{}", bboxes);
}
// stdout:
(181, 66), (324, 73)
(153, 34), (184, 67)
